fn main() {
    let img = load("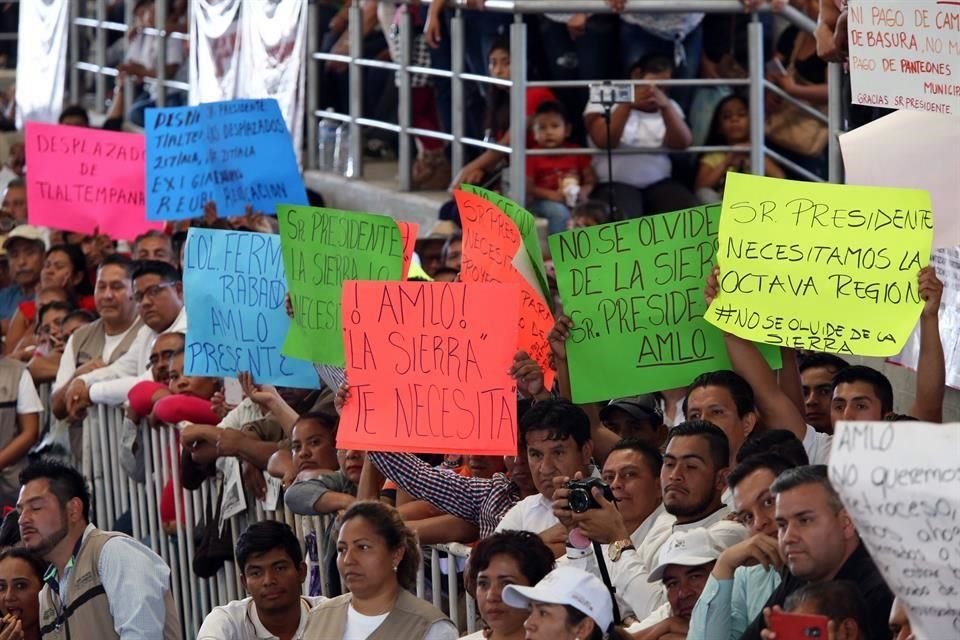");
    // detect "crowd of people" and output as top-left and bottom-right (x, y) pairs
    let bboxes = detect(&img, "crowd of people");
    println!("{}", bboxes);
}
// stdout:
(0, 0), (939, 639)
